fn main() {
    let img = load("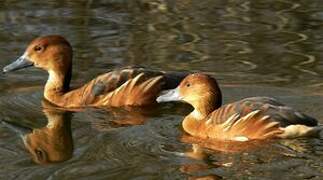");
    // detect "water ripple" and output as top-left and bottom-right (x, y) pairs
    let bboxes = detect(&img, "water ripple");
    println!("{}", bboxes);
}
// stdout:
(0, 0), (323, 179)
(276, 0), (318, 76)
